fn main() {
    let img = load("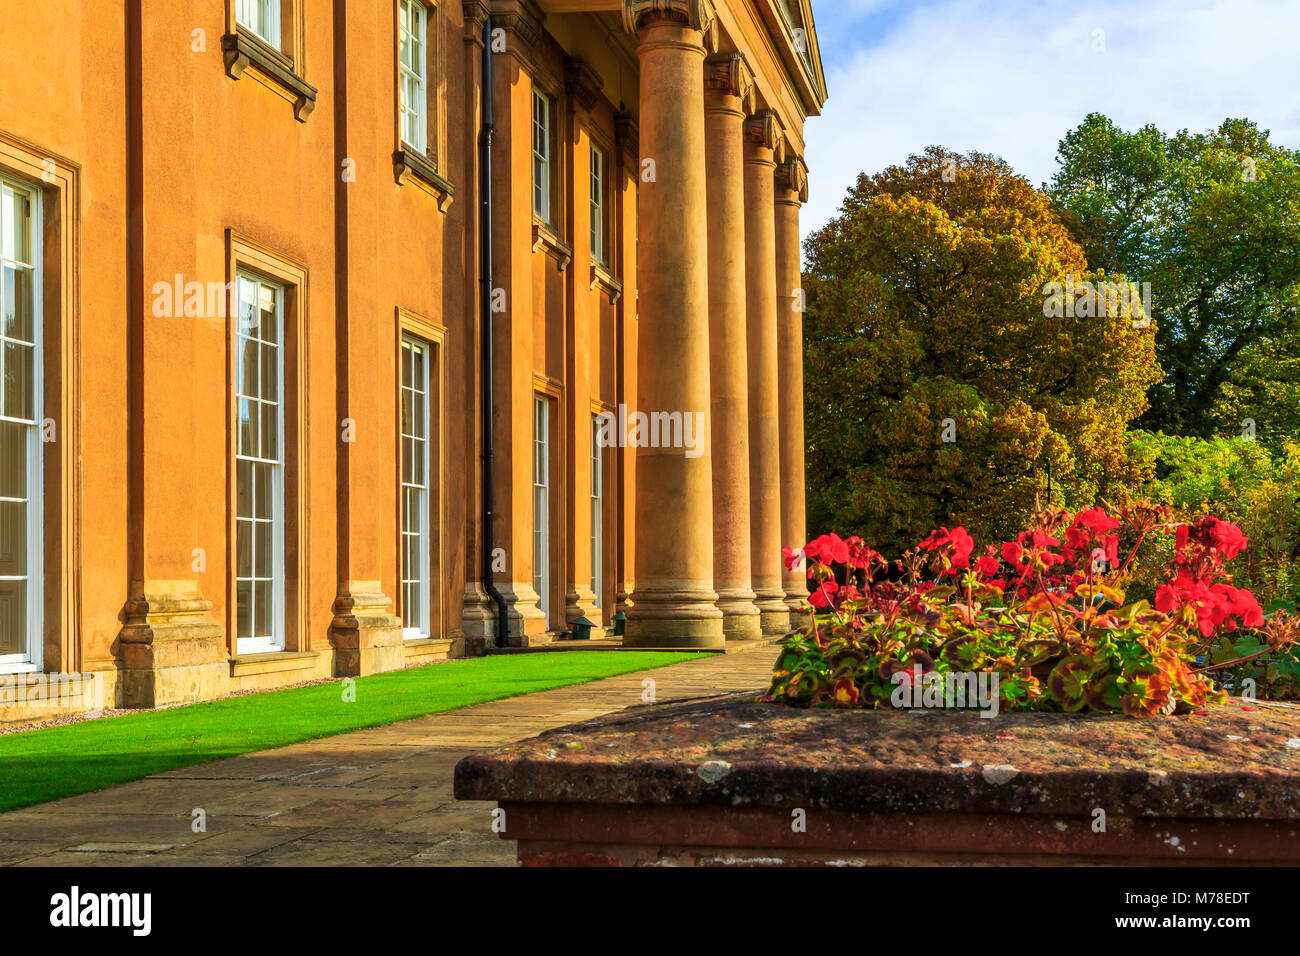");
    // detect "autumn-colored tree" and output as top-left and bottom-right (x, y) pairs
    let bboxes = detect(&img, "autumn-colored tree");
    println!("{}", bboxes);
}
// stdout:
(803, 147), (1160, 555)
